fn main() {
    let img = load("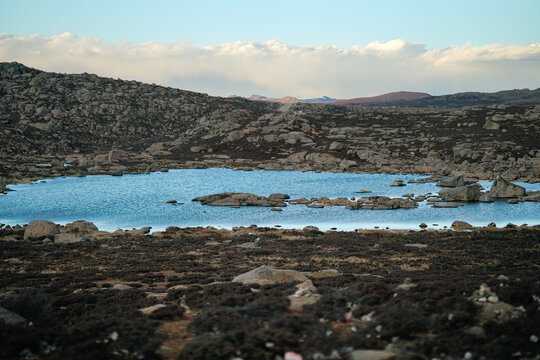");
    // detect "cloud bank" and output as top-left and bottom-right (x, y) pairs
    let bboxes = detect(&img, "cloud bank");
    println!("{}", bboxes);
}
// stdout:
(0, 33), (539, 98)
